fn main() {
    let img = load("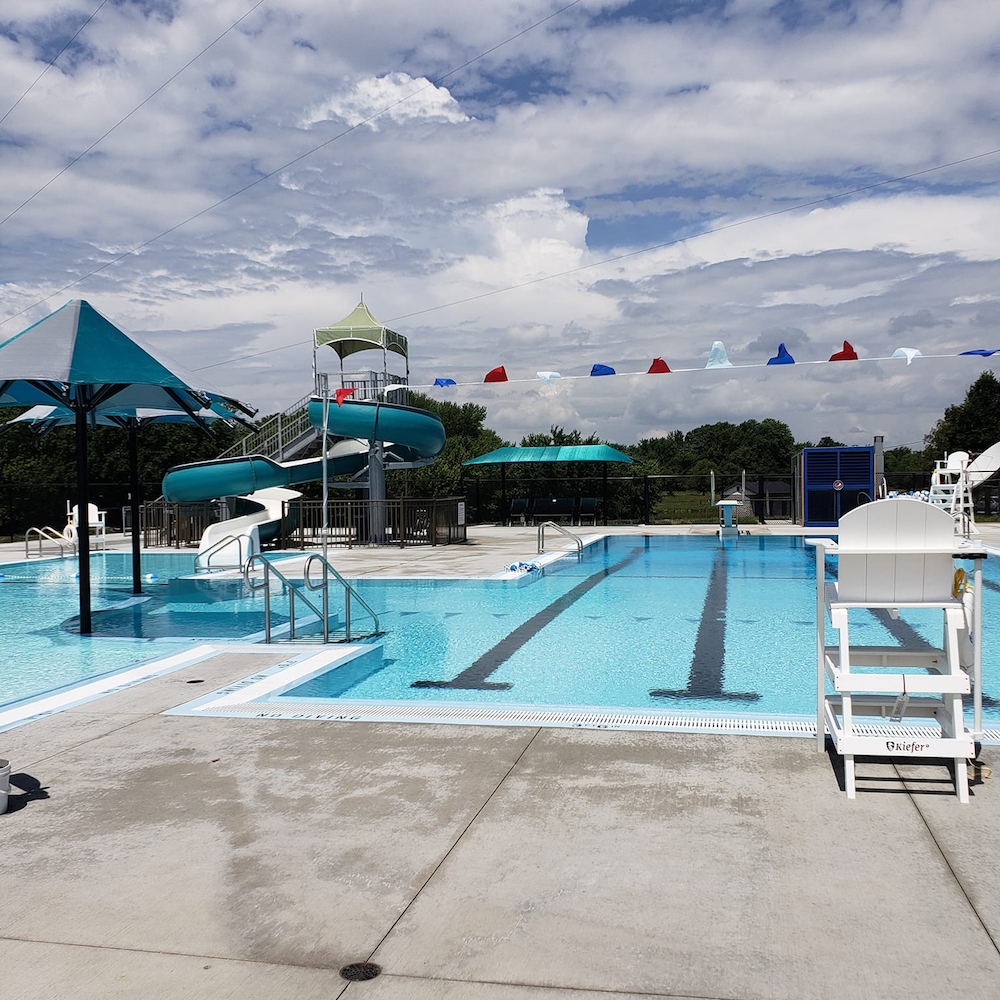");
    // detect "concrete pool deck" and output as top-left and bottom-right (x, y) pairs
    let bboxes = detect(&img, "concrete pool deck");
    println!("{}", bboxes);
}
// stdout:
(3, 524), (1000, 999)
